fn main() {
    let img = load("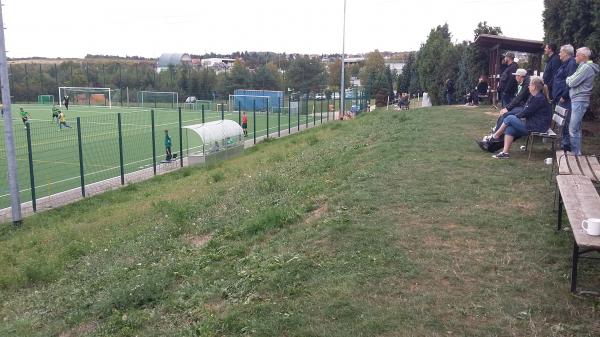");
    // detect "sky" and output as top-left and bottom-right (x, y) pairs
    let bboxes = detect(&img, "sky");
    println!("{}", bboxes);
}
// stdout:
(3, 0), (545, 58)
